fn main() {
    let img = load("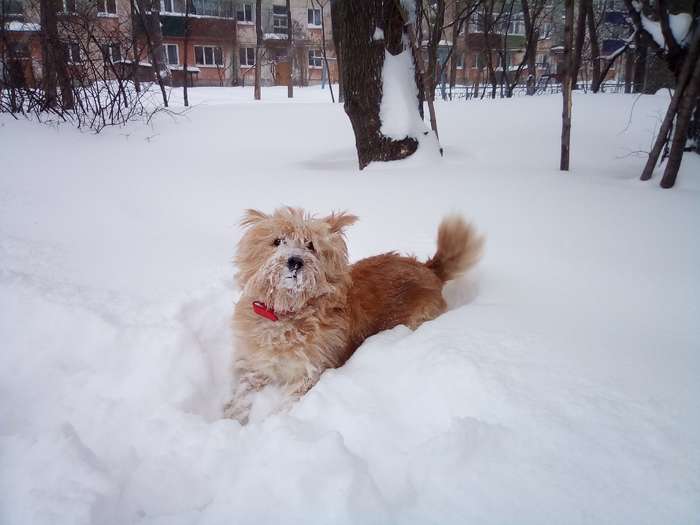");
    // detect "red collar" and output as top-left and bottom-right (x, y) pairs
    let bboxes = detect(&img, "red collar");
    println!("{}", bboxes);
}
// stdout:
(252, 301), (278, 322)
